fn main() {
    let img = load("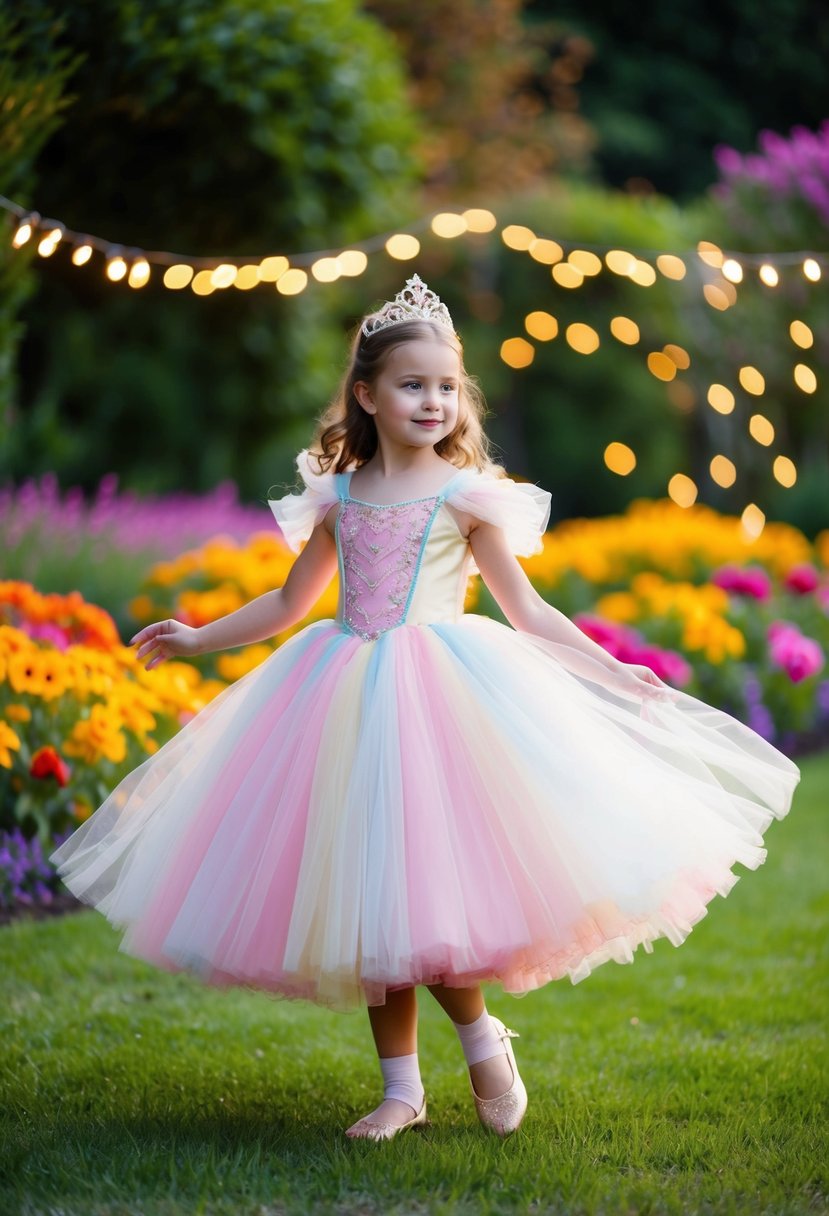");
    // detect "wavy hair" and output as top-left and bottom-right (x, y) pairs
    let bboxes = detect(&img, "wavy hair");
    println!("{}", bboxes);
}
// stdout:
(307, 318), (504, 478)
